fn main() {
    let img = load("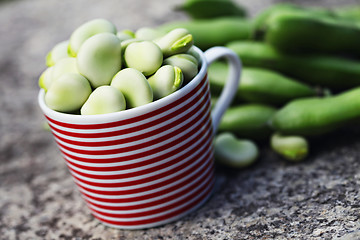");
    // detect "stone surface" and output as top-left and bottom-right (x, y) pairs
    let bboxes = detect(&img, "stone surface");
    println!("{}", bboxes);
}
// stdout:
(0, 0), (359, 239)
